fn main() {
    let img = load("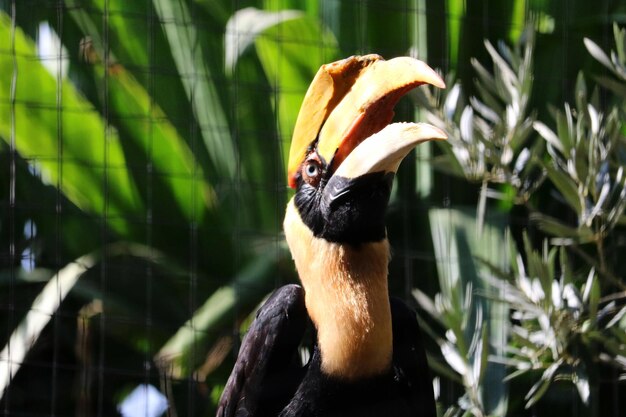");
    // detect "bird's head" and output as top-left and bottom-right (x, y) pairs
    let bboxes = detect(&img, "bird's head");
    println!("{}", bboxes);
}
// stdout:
(284, 54), (447, 246)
